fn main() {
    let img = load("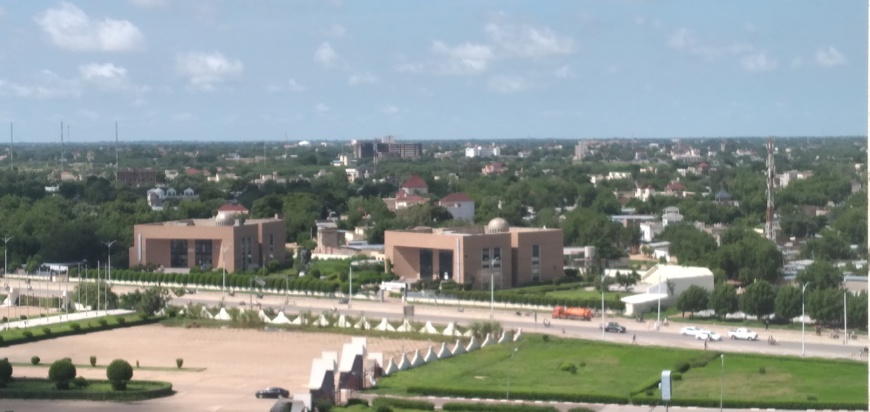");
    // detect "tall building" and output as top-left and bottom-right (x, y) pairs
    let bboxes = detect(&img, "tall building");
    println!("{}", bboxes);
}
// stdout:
(352, 137), (422, 160)
(384, 218), (563, 289)
(116, 168), (157, 188)
(129, 206), (285, 273)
